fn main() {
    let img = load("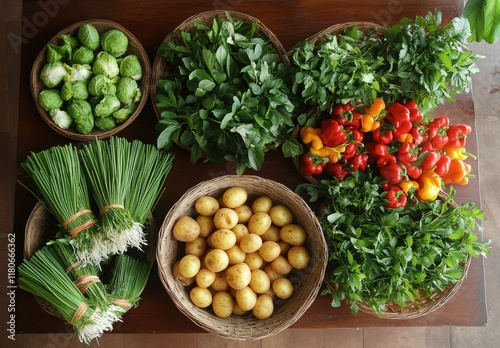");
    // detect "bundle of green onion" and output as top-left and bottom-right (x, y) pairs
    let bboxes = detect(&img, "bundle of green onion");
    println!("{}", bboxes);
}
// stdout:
(20, 144), (110, 266)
